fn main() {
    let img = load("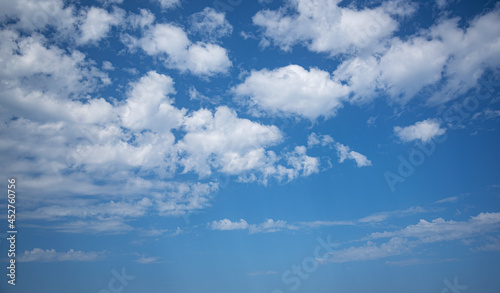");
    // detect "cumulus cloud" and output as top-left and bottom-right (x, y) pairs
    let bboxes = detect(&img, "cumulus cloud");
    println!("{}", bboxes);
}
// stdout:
(233, 65), (349, 120)
(121, 70), (186, 132)
(307, 133), (334, 148)
(249, 219), (295, 234)
(190, 7), (233, 40)
(334, 7), (500, 104)
(18, 248), (103, 262)
(253, 0), (414, 55)
(0, 0), (76, 33)
(178, 106), (283, 177)
(153, 0), (181, 10)
(127, 9), (155, 29)
(210, 219), (249, 230)
(128, 23), (232, 76)
(77, 7), (124, 44)
(335, 142), (372, 167)
(394, 119), (446, 143)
